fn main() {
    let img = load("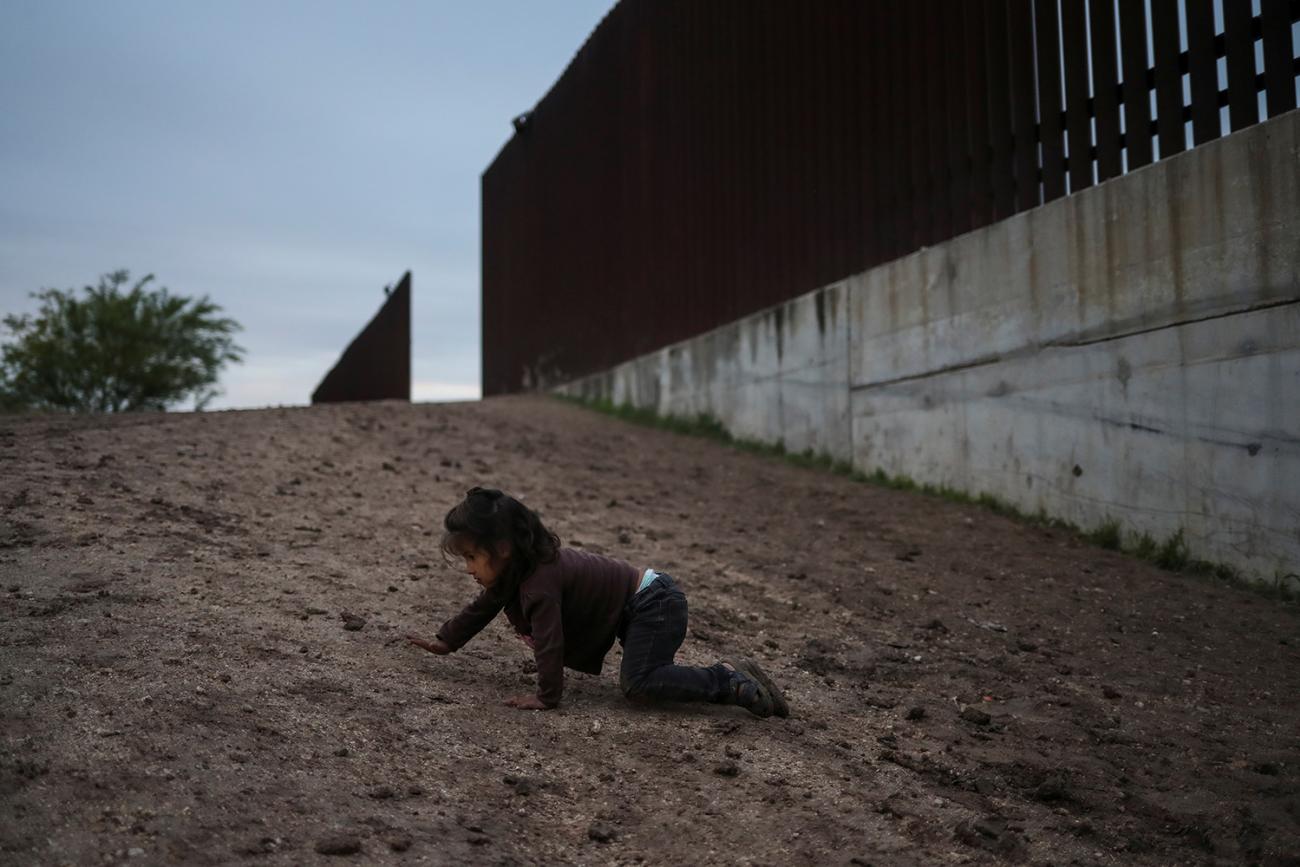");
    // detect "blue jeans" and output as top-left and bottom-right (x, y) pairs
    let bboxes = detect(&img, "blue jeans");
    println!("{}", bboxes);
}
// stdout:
(618, 573), (731, 704)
